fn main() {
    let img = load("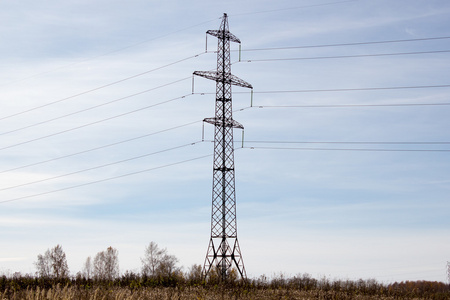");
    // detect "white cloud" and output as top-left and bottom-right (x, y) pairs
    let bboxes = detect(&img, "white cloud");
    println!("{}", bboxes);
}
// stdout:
(0, 0), (449, 283)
